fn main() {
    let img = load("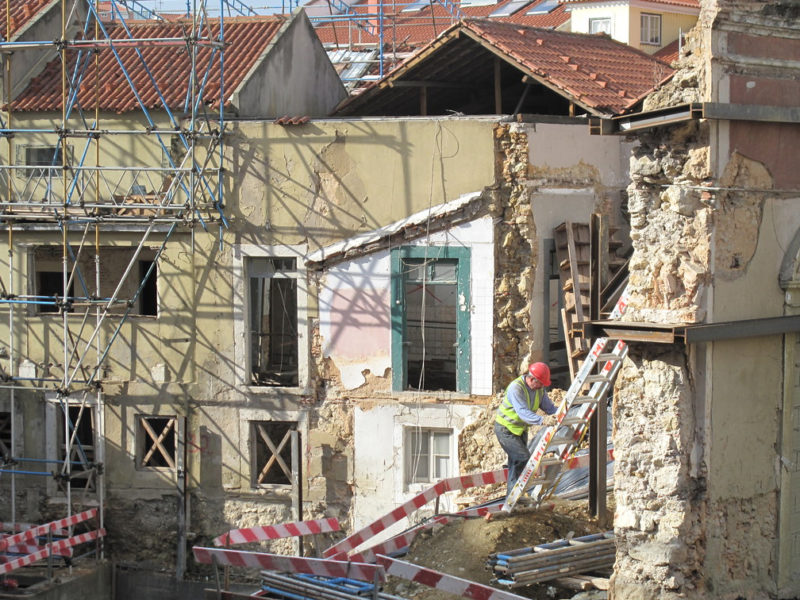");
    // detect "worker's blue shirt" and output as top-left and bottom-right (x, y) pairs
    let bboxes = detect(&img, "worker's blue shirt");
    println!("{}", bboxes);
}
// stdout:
(507, 380), (557, 426)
